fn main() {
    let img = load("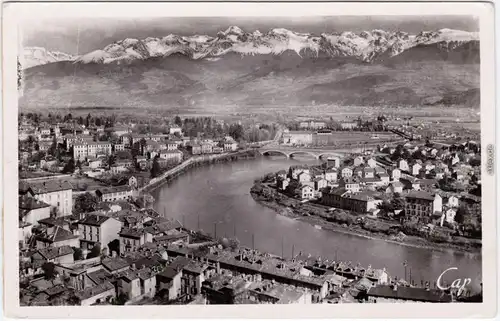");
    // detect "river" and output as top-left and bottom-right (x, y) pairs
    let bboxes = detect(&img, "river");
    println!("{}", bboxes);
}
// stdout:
(151, 157), (482, 291)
